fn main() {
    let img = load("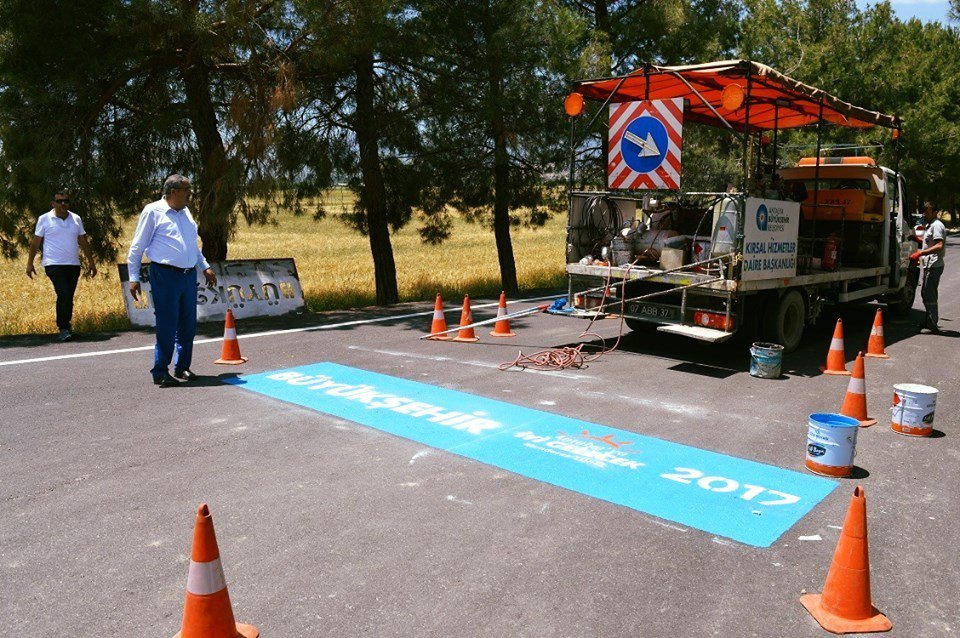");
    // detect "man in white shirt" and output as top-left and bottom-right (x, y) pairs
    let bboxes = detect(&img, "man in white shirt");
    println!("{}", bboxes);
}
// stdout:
(25, 191), (97, 341)
(127, 175), (218, 387)
(911, 201), (946, 332)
